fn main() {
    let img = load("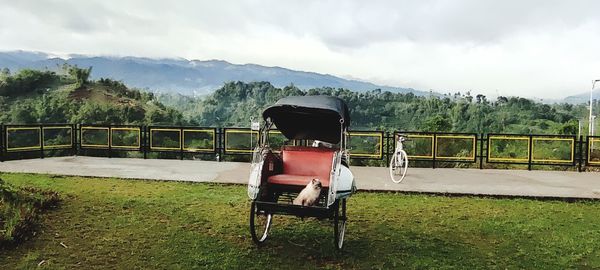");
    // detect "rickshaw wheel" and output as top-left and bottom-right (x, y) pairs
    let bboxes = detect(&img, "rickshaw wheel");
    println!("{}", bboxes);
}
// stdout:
(250, 201), (272, 245)
(333, 199), (347, 250)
